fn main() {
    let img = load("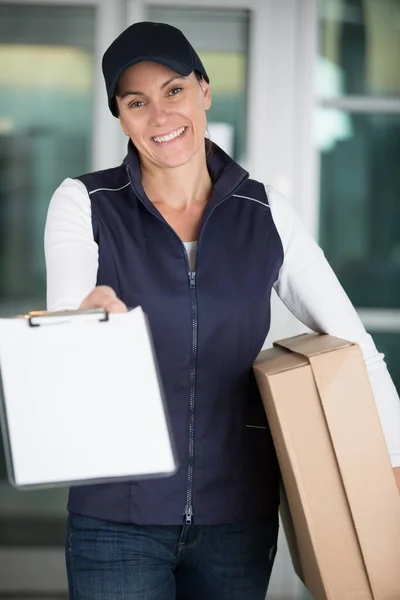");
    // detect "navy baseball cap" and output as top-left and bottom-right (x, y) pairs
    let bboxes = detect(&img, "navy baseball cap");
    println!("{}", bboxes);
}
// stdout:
(102, 21), (210, 117)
